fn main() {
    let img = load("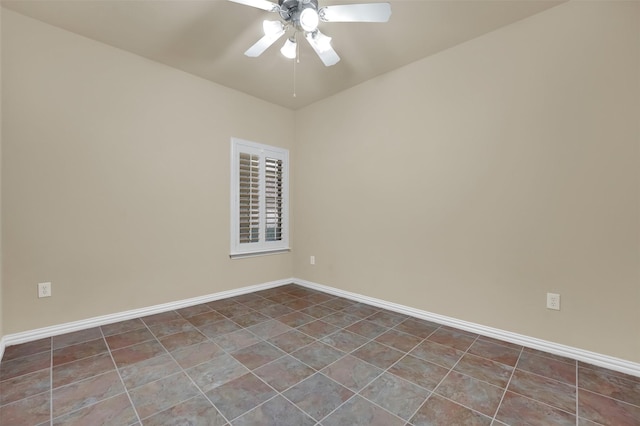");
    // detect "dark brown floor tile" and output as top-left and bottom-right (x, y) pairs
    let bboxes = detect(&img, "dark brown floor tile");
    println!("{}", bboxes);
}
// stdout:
(427, 327), (477, 351)
(52, 338), (108, 367)
(284, 287), (316, 298)
(322, 394), (404, 426)
(206, 373), (276, 420)
(254, 355), (315, 392)
(578, 389), (640, 426)
(291, 341), (345, 370)
(129, 372), (199, 419)
(1, 349), (51, 381)
(231, 311), (271, 328)
(322, 354), (383, 392)
(509, 368), (576, 414)
(119, 354), (181, 389)
(283, 373), (353, 421)
(231, 341), (286, 370)
(411, 394), (491, 426)
(186, 354), (248, 392)
(52, 393), (137, 426)
(141, 311), (182, 326)
(496, 391), (576, 425)
(361, 372), (430, 420)
(247, 319), (292, 339)
(170, 341), (225, 369)
(322, 311), (361, 328)
(410, 339), (465, 369)
(143, 395), (227, 426)
(320, 297), (357, 311)
(435, 371), (504, 417)
(158, 329), (207, 352)
(303, 293), (335, 305)
(468, 339), (521, 367)
(477, 335), (523, 351)
(347, 303), (379, 319)
(2, 338), (51, 362)
(265, 293), (299, 305)
(175, 303), (213, 319)
(578, 365), (640, 407)
(0, 368), (50, 406)
(0, 390), (51, 426)
(299, 305), (335, 319)
(105, 328), (155, 350)
(111, 340), (167, 368)
(52, 328), (102, 349)
(346, 320), (388, 339)
(186, 311), (226, 328)
(206, 298), (241, 310)
(231, 293), (264, 304)
(242, 298), (279, 311)
(282, 299), (313, 311)
(52, 371), (124, 418)
(101, 319), (146, 337)
(579, 362), (640, 385)
(454, 353), (514, 388)
(267, 330), (315, 353)
(393, 318), (439, 339)
(375, 329), (422, 352)
(320, 329), (369, 353)
(233, 395), (315, 426)
(365, 310), (408, 328)
(297, 320), (338, 339)
(275, 311), (316, 328)
(147, 318), (196, 338)
(256, 303), (295, 318)
(196, 318), (241, 339)
(524, 347), (577, 365)
(213, 303), (250, 318)
(213, 329), (261, 352)
(388, 354), (449, 391)
(53, 352), (115, 388)
(351, 341), (404, 369)
(517, 351), (577, 385)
